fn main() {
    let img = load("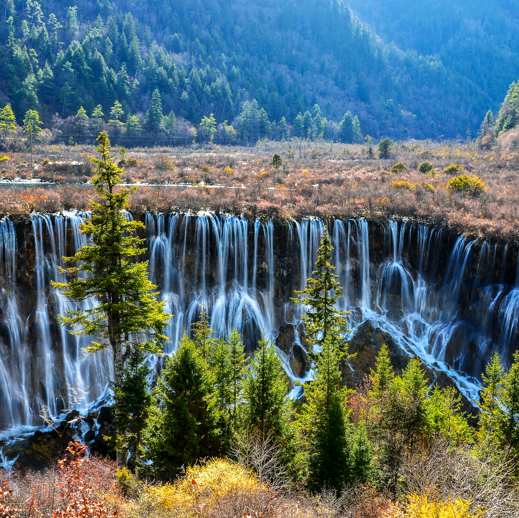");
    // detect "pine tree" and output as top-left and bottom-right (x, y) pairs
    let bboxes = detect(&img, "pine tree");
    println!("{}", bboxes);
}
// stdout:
(23, 109), (43, 164)
(145, 88), (164, 135)
(200, 113), (217, 142)
(112, 348), (151, 471)
(243, 338), (289, 439)
(52, 132), (170, 385)
(378, 138), (394, 159)
(92, 105), (104, 133)
(125, 113), (142, 134)
(339, 111), (354, 143)
(292, 227), (351, 357)
(478, 352), (519, 467)
(143, 336), (221, 476)
(0, 105), (16, 143)
(227, 328), (248, 425)
(302, 335), (352, 492)
(369, 344), (394, 400)
(191, 307), (218, 361)
(74, 106), (89, 136)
